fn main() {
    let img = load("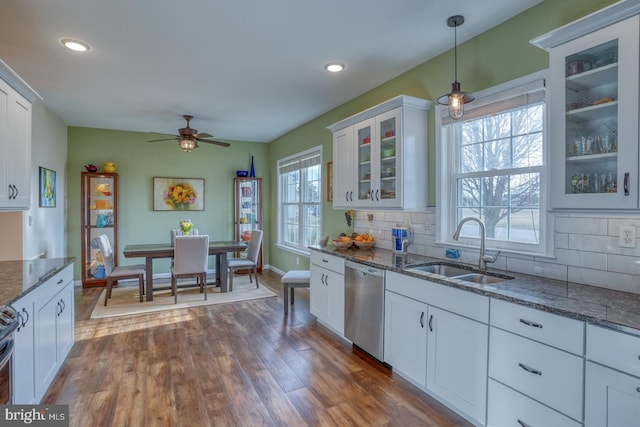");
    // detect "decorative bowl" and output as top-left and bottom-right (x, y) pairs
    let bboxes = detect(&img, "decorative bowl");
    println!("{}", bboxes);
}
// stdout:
(236, 170), (249, 177)
(353, 240), (375, 249)
(331, 239), (353, 249)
